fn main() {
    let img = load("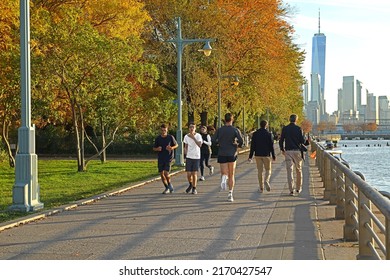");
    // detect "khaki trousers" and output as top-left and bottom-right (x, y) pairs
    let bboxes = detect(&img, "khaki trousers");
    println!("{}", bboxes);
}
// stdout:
(254, 156), (272, 190)
(284, 150), (303, 192)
